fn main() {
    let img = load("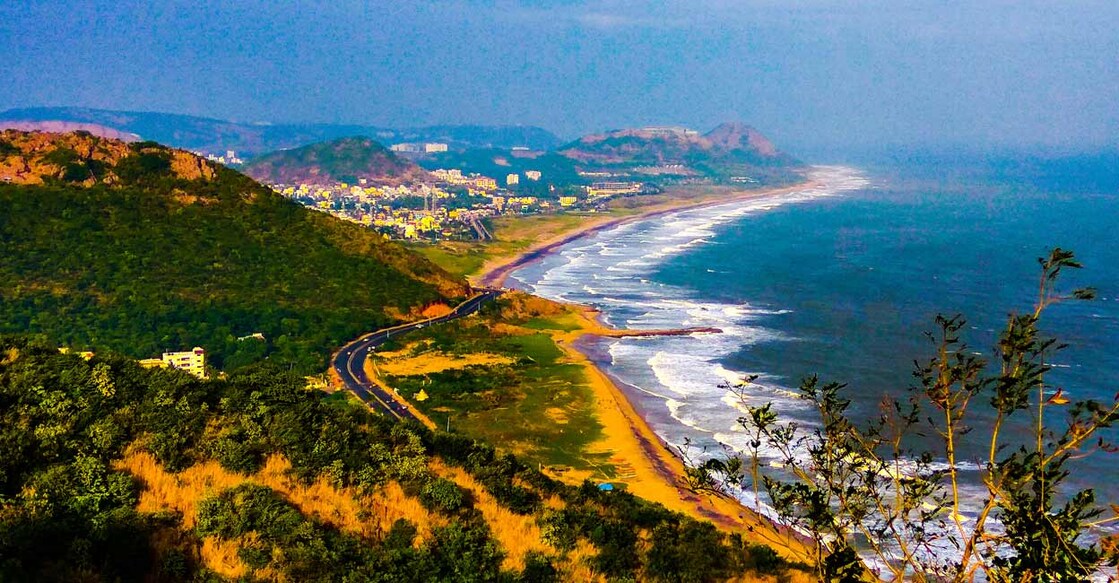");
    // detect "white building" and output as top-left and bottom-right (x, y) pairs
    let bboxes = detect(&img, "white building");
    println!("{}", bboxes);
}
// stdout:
(525, 170), (542, 181)
(424, 143), (449, 153)
(162, 347), (207, 379)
